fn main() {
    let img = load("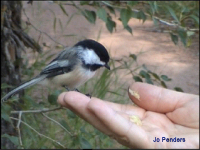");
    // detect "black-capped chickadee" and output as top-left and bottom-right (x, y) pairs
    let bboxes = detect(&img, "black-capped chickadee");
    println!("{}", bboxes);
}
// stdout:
(1, 39), (110, 103)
